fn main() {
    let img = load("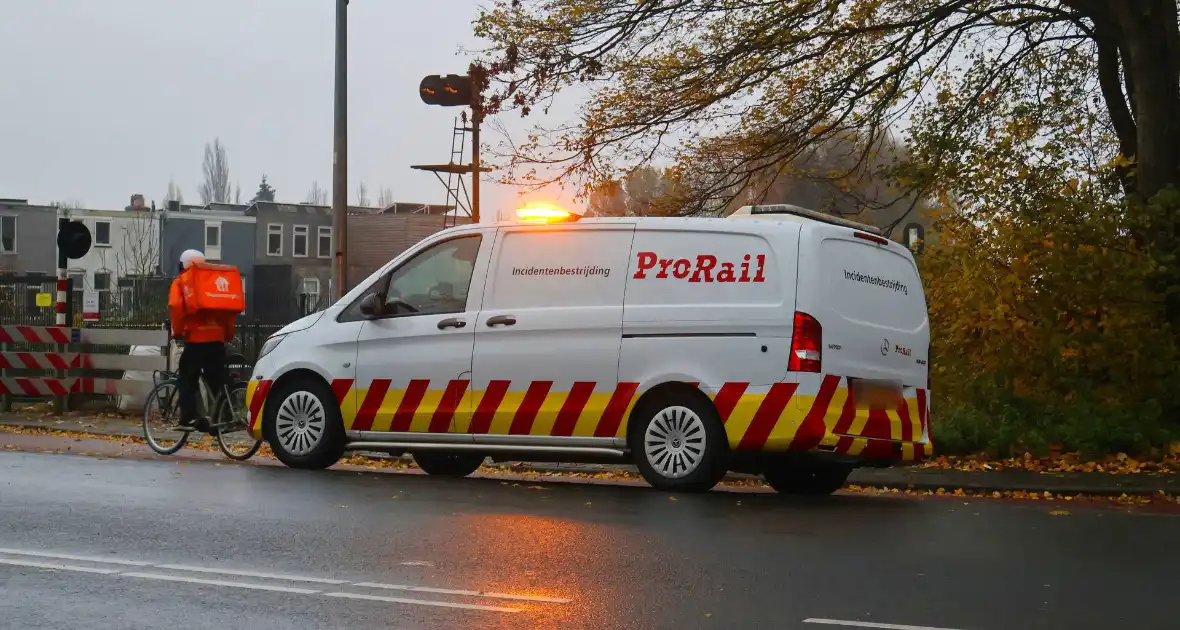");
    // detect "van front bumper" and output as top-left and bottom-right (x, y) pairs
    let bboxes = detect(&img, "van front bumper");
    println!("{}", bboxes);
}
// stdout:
(244, 379), (274, 441)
